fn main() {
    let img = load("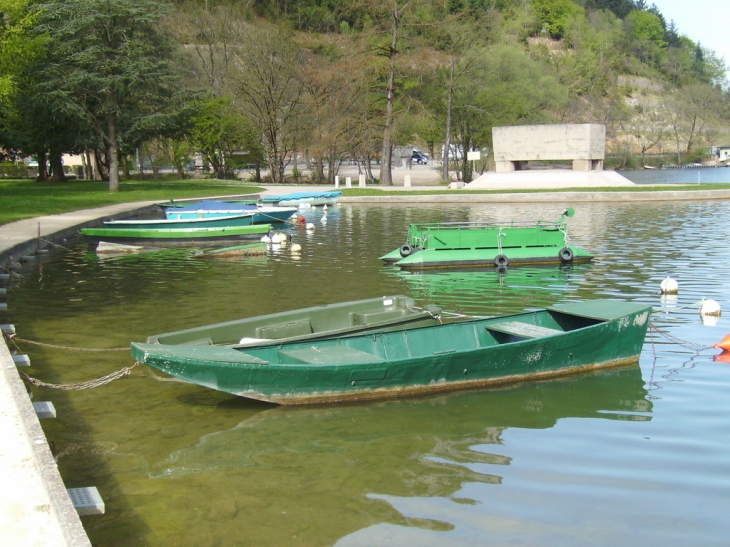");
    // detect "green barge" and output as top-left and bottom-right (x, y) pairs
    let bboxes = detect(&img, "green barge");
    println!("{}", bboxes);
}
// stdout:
(380, 208), (593, 269)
